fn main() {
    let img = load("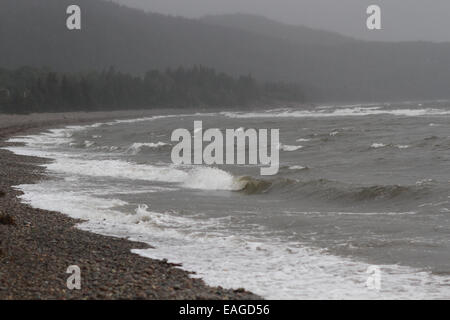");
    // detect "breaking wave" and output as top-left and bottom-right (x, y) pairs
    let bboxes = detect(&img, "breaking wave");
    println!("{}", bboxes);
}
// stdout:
(222, 106), (450, 119)
(278, 143), (303, 152)
(14, 180), (448, 299)
(48, 157), (248, 191)
(126, 142), (171, 155)
(235, 176), (433, 202)
(5, 108), (450, 299)
(371, 142), (387, 149)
